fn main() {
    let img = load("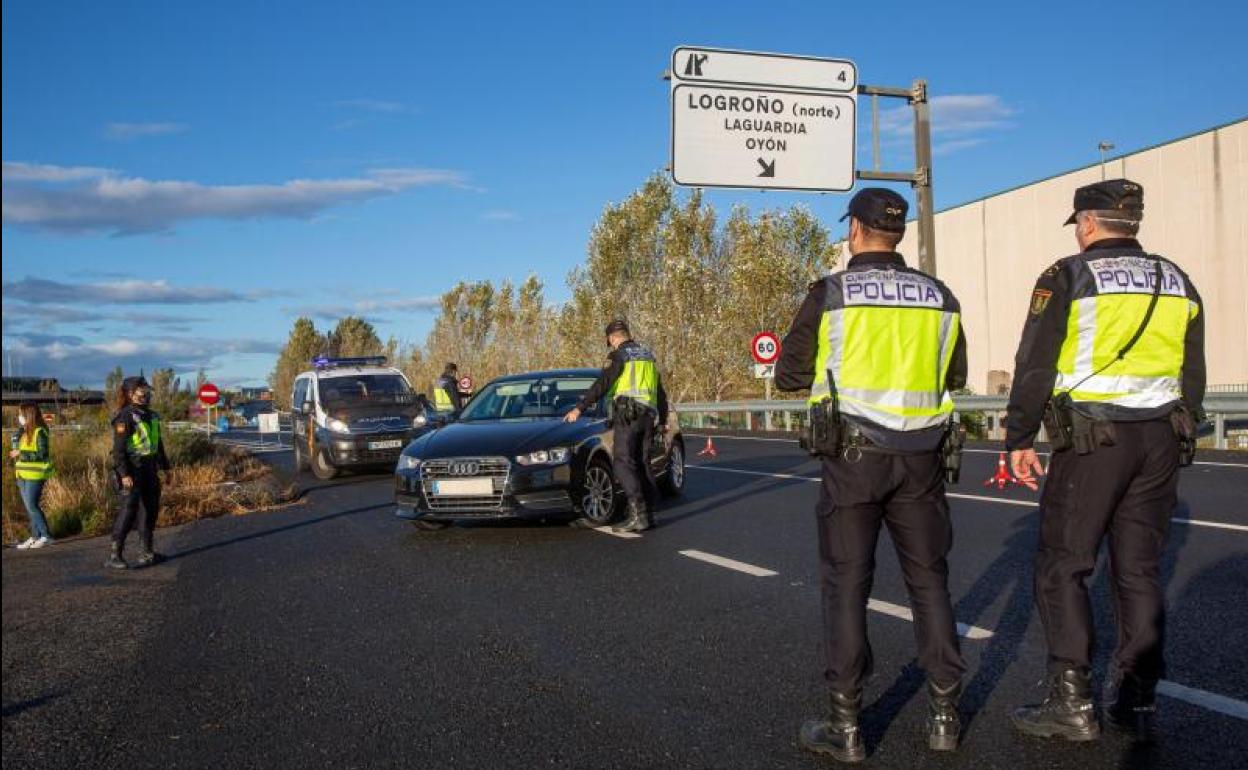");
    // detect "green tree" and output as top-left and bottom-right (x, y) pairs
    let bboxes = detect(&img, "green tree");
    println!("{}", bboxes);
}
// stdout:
(269, 318), (327, 409)
(328, 316), (383, 358)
